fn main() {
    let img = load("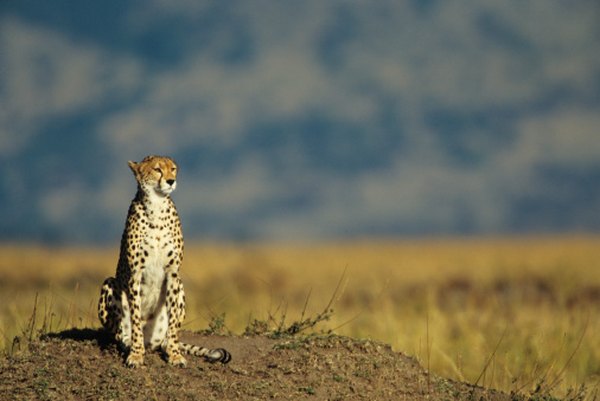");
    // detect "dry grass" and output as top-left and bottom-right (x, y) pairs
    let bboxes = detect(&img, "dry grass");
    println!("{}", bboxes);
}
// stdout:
(1, 235), (599, 399)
